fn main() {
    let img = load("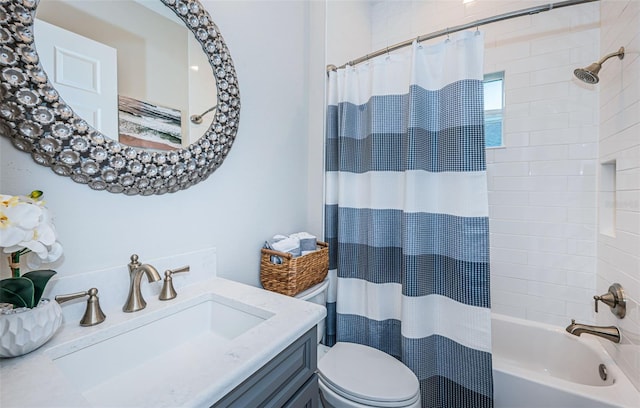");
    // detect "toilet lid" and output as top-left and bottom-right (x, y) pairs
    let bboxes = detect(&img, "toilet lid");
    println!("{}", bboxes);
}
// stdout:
(318, 342), (420, 406)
